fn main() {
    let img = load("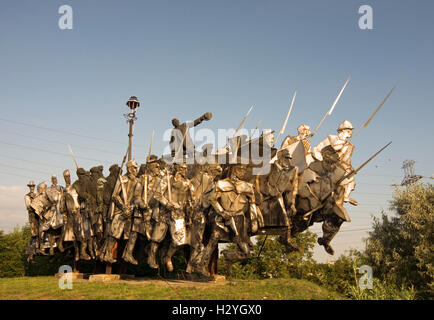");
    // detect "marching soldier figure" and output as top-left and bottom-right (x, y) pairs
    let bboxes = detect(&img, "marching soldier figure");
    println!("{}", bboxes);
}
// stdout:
(186, 162), (223, 273)
(30, 182), (50, 255)
(89, 166), (106, 256)
(196, 162), (258, 276)
(280, 124), (314, 165)
(72, 168), (93, 260)
(313, 120), (357, 206)
(103, 164), (120, 236)
(25, 181), (39, 257)
(147, 162), (192, 271)
(298, 145), (349, 255)
(257, 148), (299, 252)
(122, 155), (163, 265)
(281, 124), (312, 152)
(101, 159), (139, 264)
